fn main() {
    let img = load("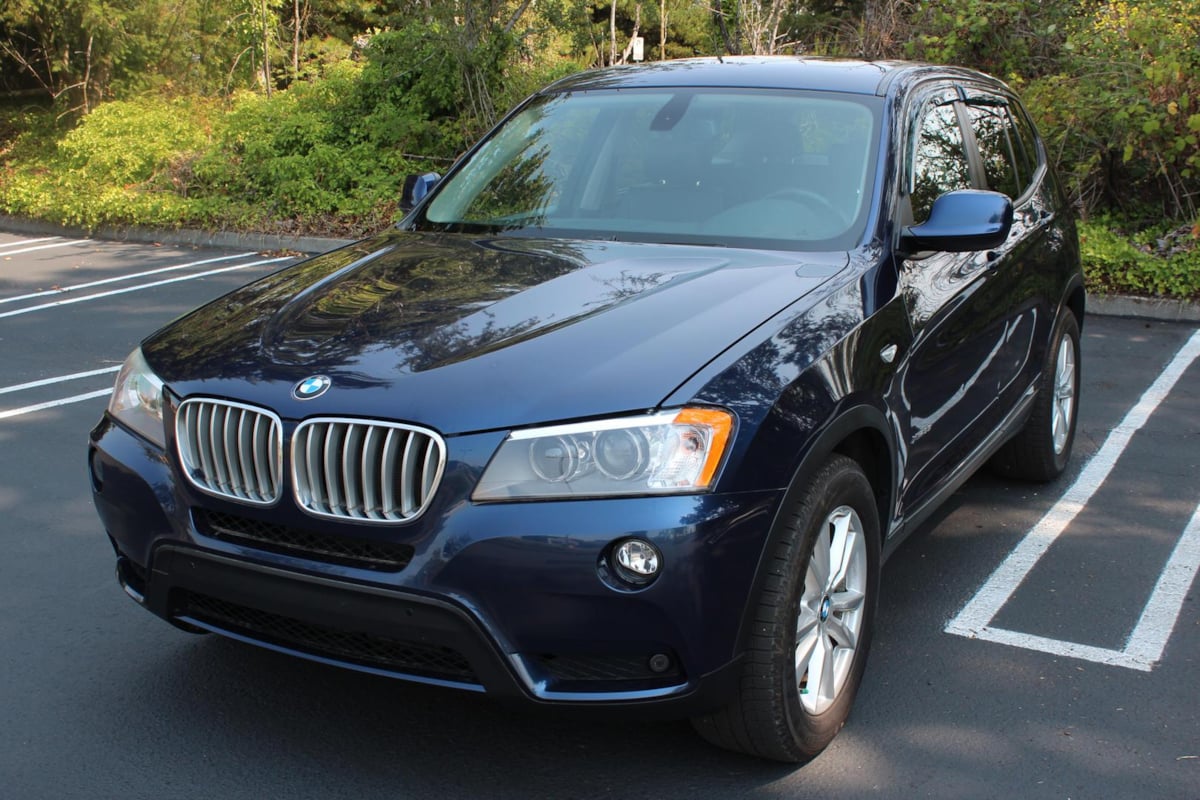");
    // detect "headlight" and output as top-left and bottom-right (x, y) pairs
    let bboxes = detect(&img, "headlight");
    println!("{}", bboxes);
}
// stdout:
(472, 407), (735, 500)
(108, 348), (166, 448)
